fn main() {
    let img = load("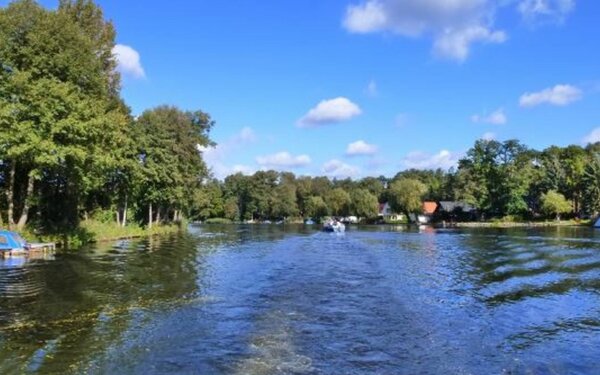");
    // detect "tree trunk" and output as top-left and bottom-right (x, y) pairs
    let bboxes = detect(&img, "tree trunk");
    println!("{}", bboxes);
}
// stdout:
(148, 203), (153, 229)
(116, 209), (121, 226)
(156, 208), (161, 225)
(16, 175), (34, 230)
(6, 162), (15, 228)
(122, 194), (128, 227)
